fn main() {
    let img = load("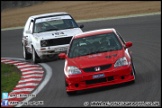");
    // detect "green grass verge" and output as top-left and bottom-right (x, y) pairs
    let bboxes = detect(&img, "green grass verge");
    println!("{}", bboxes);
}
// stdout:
(1, 63), (21, 94)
